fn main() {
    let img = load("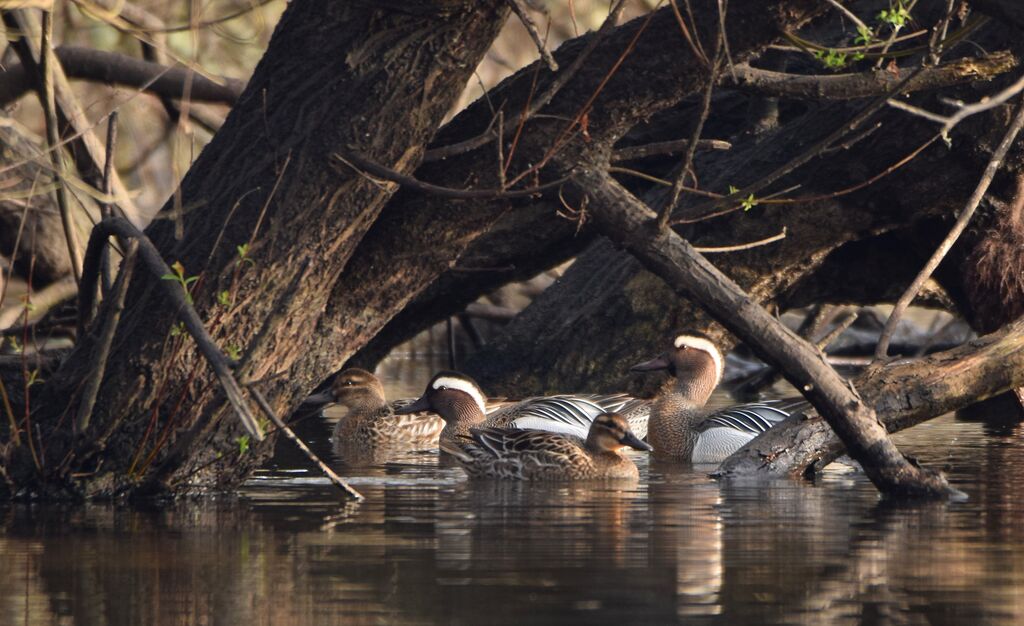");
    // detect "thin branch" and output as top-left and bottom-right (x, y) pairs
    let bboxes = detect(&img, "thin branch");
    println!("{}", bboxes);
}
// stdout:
(507, 0), (558, 71)
(334, 150), (566, 200)
(78, 218), (266, 441)
(247, 386), (363, 501)
(39, 10), (82, 284)
(668, 0), (710, 66)
(823, 0), (869, 33)
(875, 96), (1024, 359)
(692, 227), (786, 253)
(0, 45), (245, 108)
(888, 70), (1024, 134)
(658, 45), (723, 230)
(611, 138), (731, 161)
(75, 240), (138, 434)
(100, 111), (118, 297)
